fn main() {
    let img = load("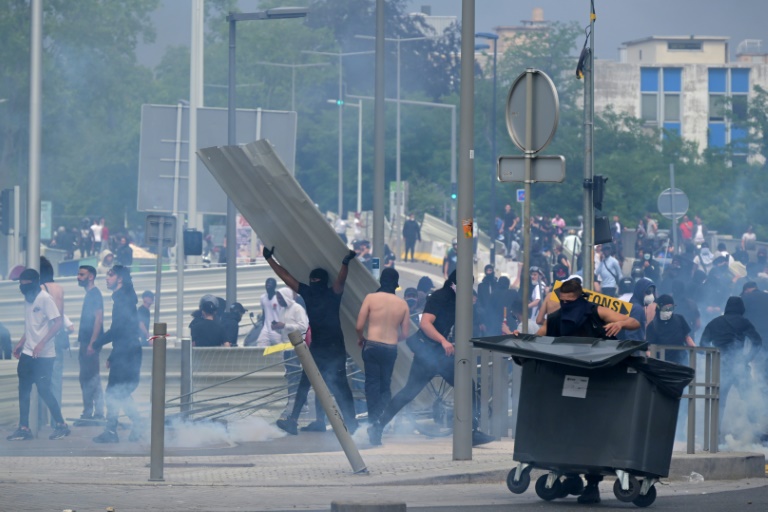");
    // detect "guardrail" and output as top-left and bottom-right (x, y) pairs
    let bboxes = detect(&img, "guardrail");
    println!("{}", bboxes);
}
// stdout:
(648, 345), (720, 454)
